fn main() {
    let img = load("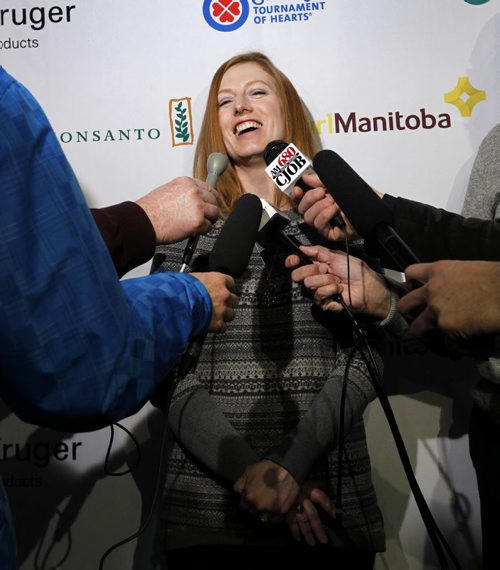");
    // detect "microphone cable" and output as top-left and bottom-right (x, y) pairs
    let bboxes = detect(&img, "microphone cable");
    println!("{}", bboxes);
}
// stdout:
(98, 395), (174, 570)
(34, 508), (72, 570)
(284, 223), (461, 569)
(99, 193), (262, 568)
(103, 423), (142, 477)
(290, 147), (461, 567)
(333, 263), (462, 569)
